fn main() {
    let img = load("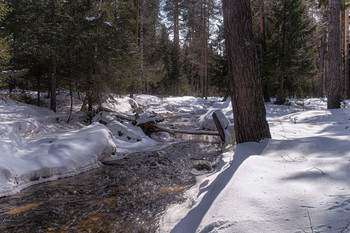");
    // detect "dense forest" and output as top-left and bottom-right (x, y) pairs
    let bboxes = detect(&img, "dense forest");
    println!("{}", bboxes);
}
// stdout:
(0, 0), (347, 112)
